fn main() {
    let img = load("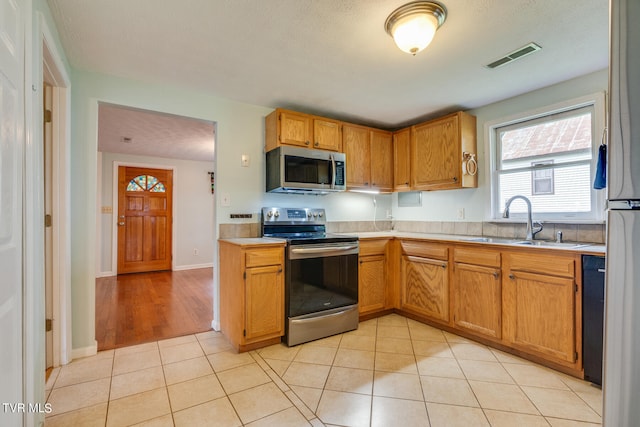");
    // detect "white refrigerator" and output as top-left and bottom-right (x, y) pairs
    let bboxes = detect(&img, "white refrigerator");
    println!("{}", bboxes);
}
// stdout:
(603, 0), (640, 425)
